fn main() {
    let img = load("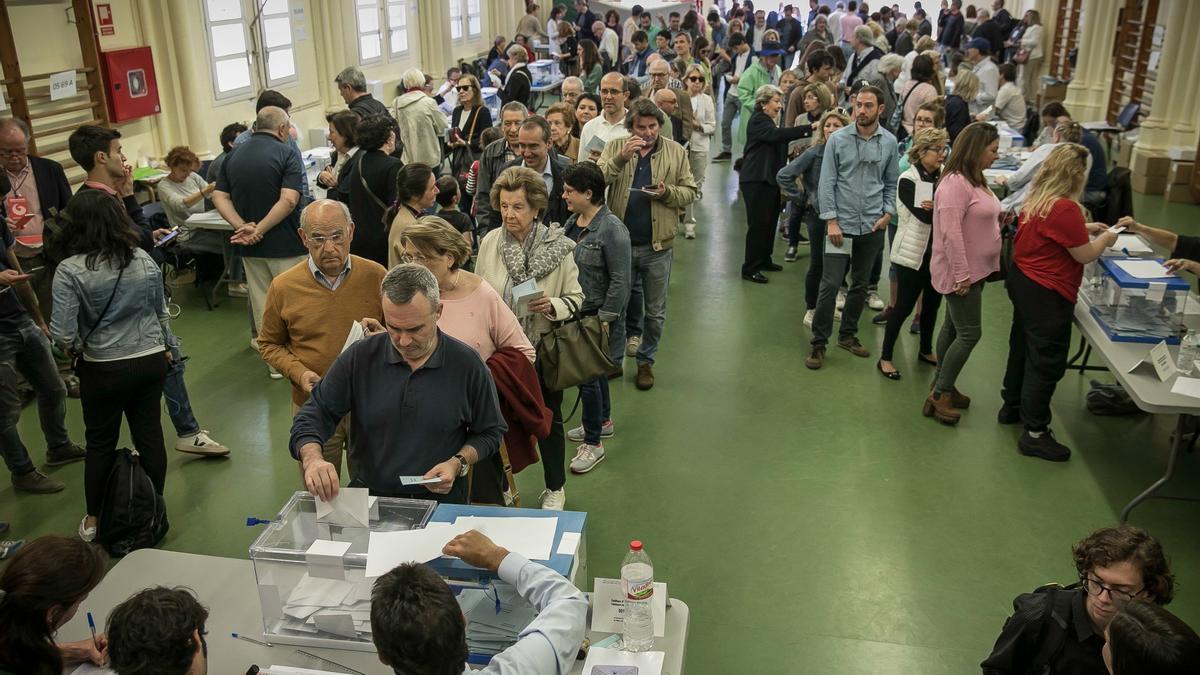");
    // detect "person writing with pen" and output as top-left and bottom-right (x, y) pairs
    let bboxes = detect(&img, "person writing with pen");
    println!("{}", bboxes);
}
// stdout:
(289, 263), (506, 504)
